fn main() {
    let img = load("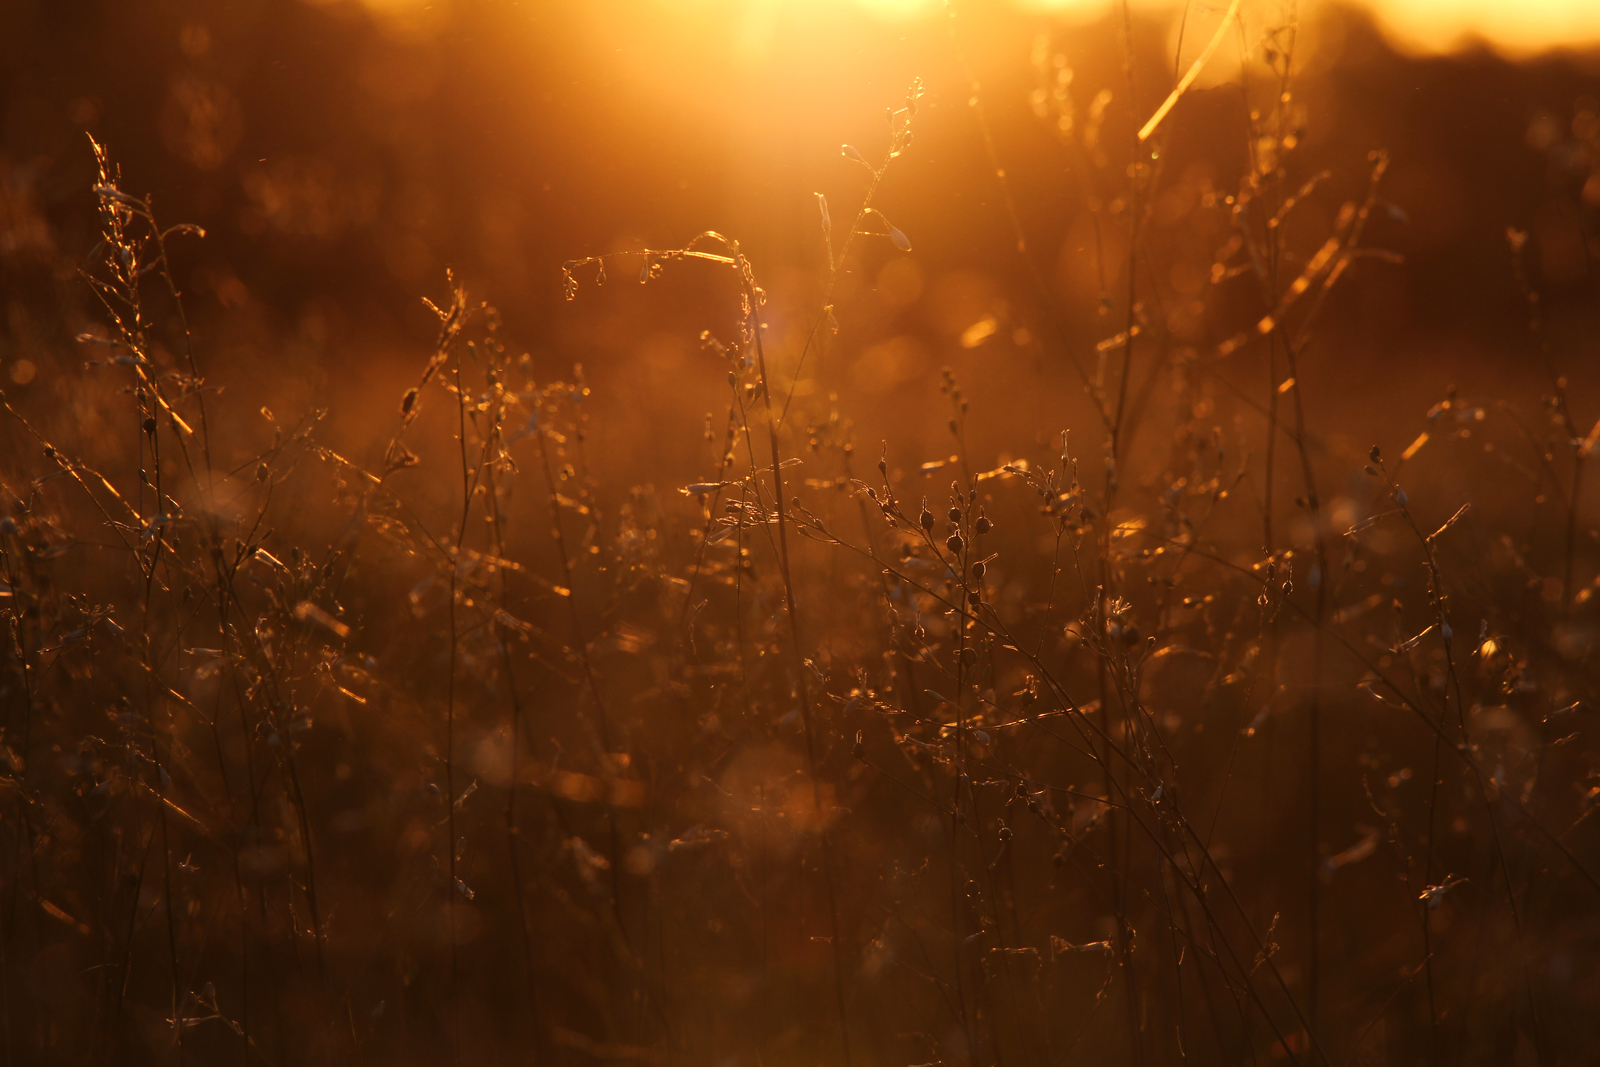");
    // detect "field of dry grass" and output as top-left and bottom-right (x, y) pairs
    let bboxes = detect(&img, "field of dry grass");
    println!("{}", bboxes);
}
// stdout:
(2, 1), (1600, 1064)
